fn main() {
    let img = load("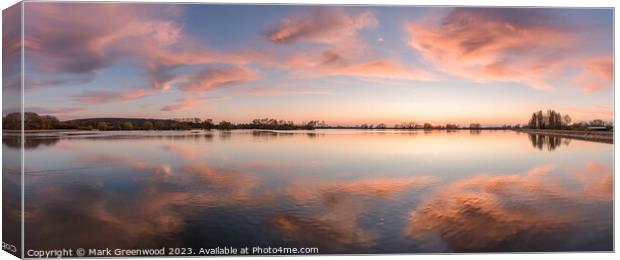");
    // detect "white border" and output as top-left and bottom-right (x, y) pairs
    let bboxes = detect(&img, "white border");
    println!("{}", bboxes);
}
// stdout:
(0, 1), (616, 260)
